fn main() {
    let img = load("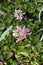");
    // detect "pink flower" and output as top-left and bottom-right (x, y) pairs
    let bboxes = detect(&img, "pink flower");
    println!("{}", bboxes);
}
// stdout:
(0, 61), (3, 65)
(12, 26), (30, 42)
(14, 9), (25, 21)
